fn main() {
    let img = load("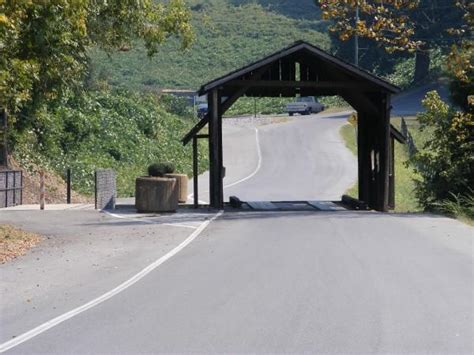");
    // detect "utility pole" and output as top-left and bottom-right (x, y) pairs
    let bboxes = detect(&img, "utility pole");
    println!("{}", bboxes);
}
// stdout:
(354, 4), (359, 67)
